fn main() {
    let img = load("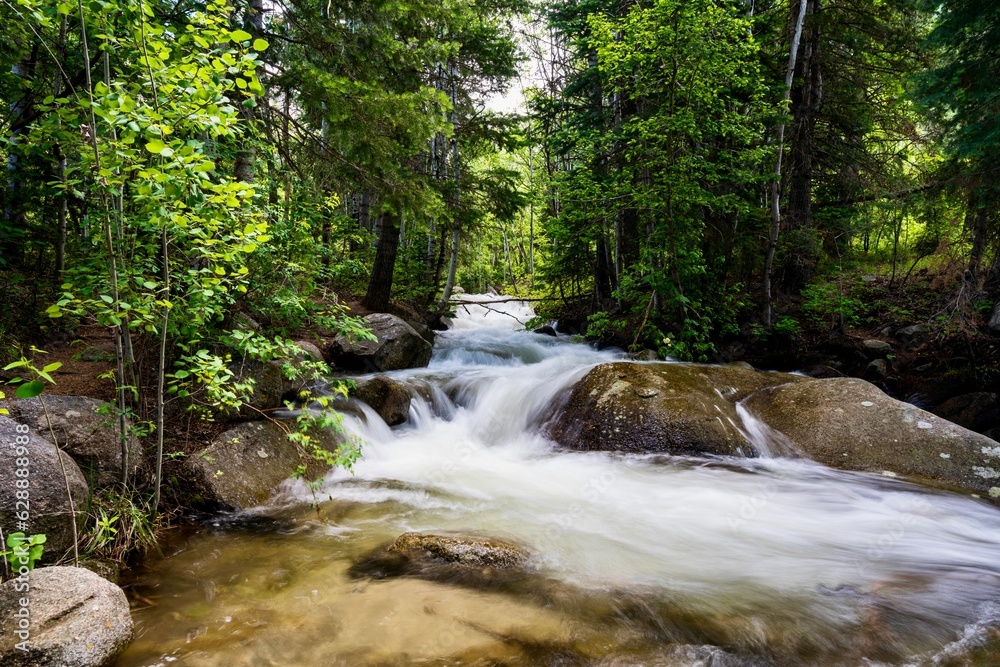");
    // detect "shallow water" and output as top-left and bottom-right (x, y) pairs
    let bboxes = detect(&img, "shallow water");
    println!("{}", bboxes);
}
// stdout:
(116, 296), (1000, 666)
